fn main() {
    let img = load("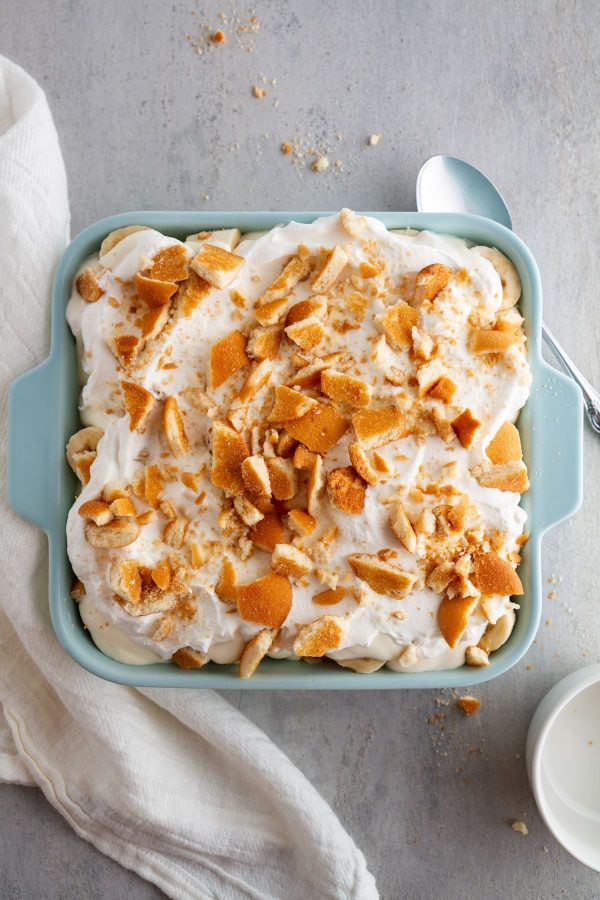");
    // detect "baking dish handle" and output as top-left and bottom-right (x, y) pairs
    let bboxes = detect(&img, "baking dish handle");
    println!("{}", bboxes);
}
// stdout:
(8, 357), (59, 532)
(533, 361), (583, 535)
